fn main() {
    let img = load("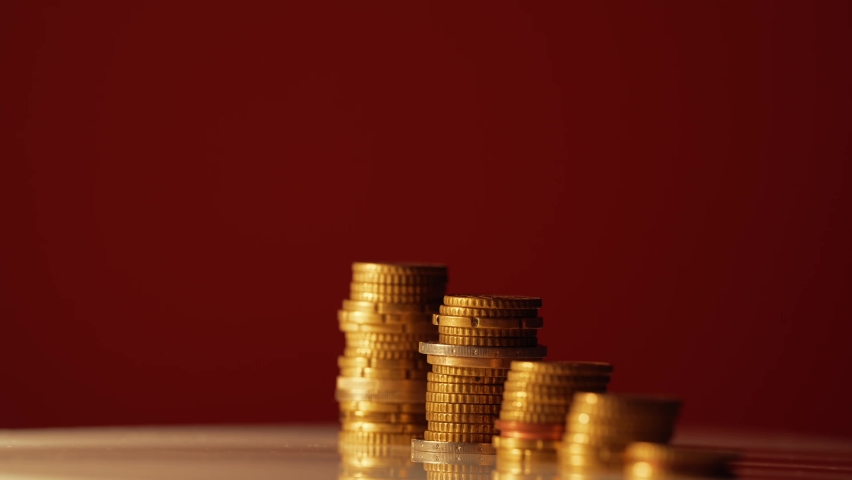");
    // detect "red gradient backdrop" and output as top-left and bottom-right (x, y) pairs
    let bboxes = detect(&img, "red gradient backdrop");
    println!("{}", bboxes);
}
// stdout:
(1, 1), (850, 436)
